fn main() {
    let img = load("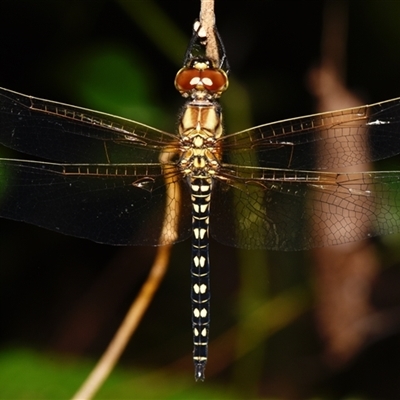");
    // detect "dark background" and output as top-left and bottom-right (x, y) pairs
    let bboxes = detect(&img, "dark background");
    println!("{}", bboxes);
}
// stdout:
(1, 0), (400, 398)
